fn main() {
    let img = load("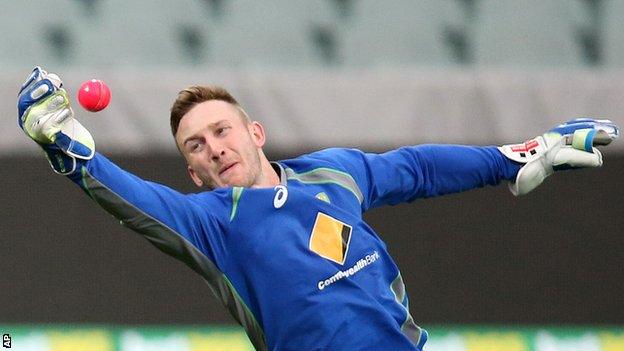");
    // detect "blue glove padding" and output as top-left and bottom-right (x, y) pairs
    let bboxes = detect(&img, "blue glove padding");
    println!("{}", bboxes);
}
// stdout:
(550, 118), (619, 152)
